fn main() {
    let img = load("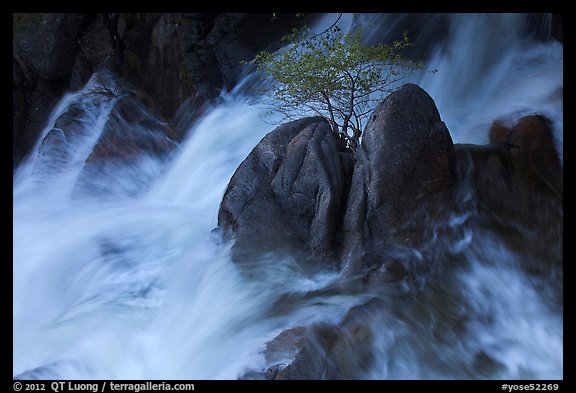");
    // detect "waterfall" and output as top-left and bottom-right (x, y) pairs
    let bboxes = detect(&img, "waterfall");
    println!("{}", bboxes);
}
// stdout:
(13, 13), (562, 380)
